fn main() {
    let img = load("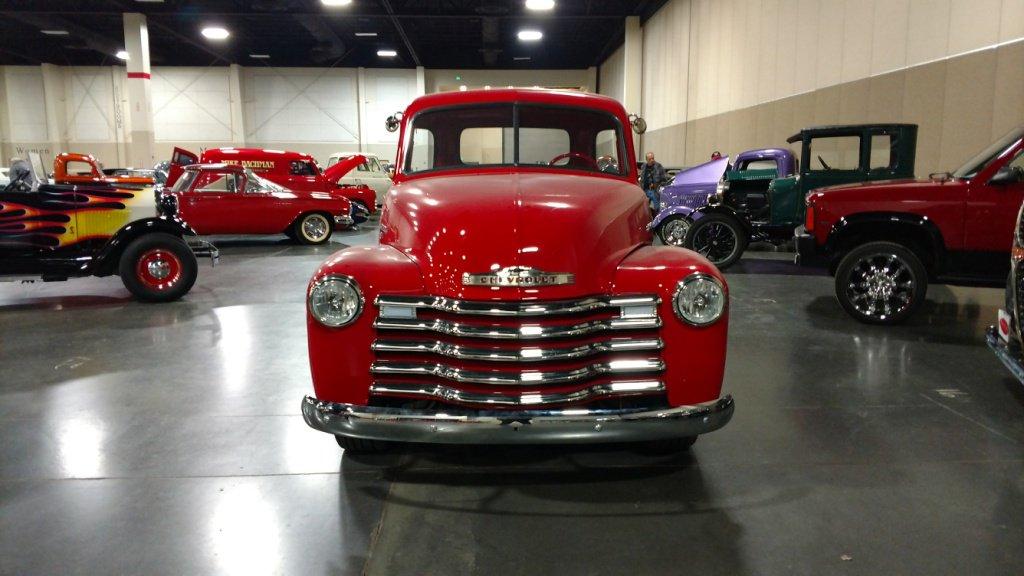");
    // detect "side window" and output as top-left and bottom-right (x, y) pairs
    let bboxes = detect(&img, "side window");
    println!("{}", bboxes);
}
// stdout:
(869, 134), (896, 170)
(741, 159), (778, 172)
(357, 161), (371, 172)
(809, 136), (860, 171)
(194, 172), (238, 193)
(66, 161), (96, 177)
(368, 158), (382, 172)
(289, 161), (316, 176)
(326, 157), (338, 168)
(408, 128), (435, 172)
